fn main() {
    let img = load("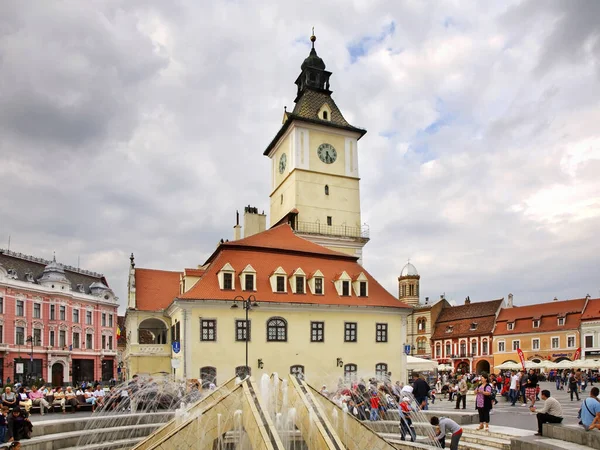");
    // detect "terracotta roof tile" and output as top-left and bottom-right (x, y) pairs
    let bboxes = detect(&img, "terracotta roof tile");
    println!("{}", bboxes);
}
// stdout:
(178, 225), (410, 309)
(432, 316), (496, 340)
(435, 299), (504, 323)
(134, 268), (181, 311)
(495, 298), (586, 335)
(292, 89), (351, 127)
(184, 268), (205, 276)
(581, 298), (600, 320)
